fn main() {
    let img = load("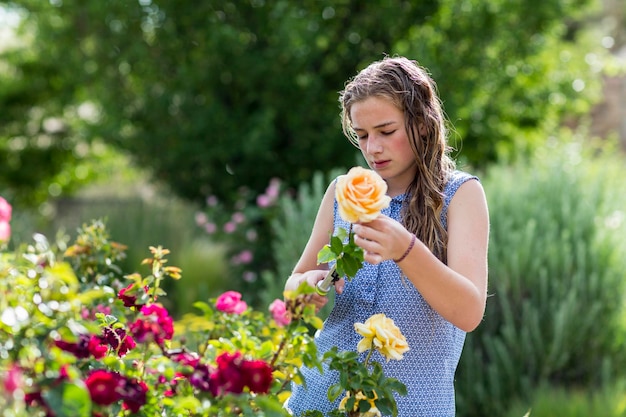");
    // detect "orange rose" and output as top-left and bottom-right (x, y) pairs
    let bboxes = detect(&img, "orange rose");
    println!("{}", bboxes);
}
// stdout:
(335, 167), (391, 223)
